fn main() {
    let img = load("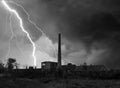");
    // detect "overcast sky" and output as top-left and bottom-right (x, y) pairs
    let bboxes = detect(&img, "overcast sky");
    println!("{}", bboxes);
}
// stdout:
(0, 0), (120, 68)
